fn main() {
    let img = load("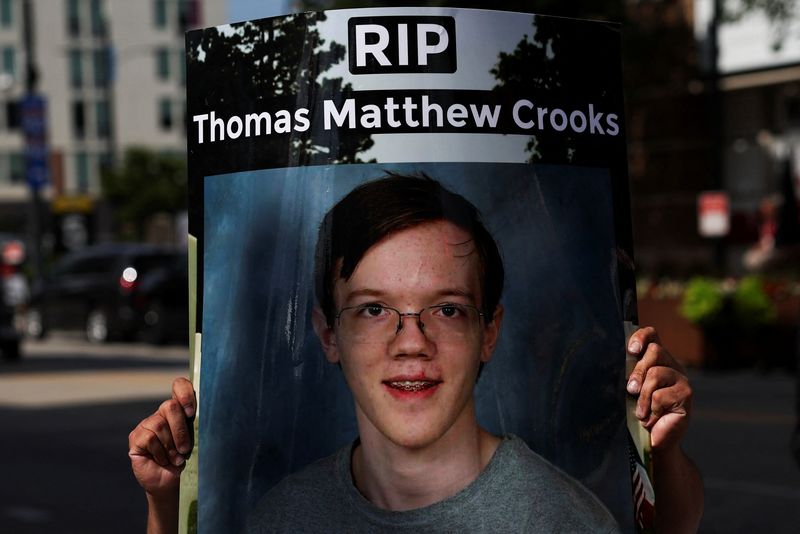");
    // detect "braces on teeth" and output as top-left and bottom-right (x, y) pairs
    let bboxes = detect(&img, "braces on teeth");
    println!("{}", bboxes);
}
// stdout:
(389, 381), (435, 391)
